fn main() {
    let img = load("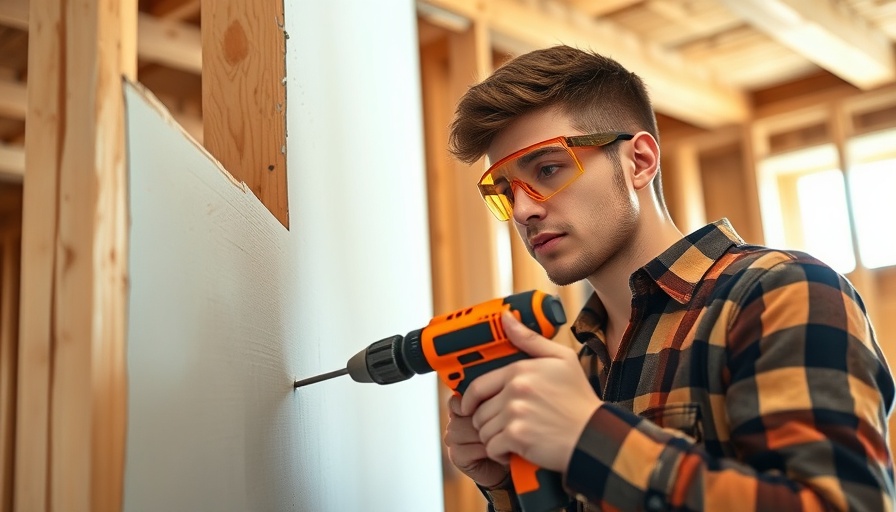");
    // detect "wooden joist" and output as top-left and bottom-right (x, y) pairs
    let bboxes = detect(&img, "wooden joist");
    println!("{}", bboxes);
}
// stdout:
(417, 0), (749, 128)
(0, 144), (24, 182)
(717, 0), (896, 89)
(0, 0), (201, 74)
(0, 80), (26, 121)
